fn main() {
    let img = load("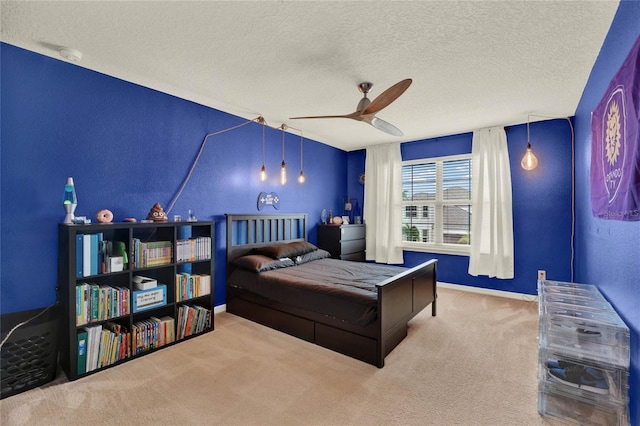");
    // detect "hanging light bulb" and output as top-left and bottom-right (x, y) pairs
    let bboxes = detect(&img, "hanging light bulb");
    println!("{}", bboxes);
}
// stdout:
(298, 130), (305, 183)
(521, 143), (538, 170)
(280, 124), (287, 185)
(259, 117), (267, 181)
(521, 118), (539, 171)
